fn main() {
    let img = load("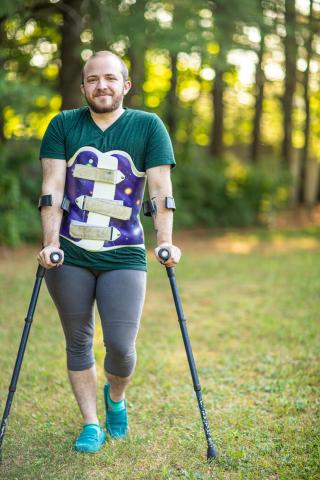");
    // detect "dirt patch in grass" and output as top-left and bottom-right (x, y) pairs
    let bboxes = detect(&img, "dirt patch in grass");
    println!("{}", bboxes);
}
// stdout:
(172, 228), (320, 254)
